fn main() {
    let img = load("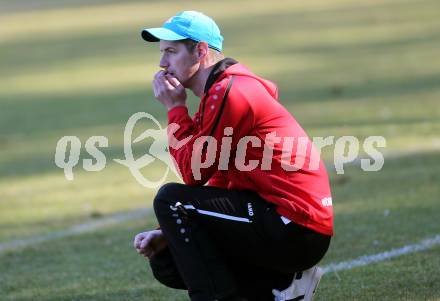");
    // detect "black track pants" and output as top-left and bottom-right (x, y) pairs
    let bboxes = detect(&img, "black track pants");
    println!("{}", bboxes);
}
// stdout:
(151, 183), (331, 301)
